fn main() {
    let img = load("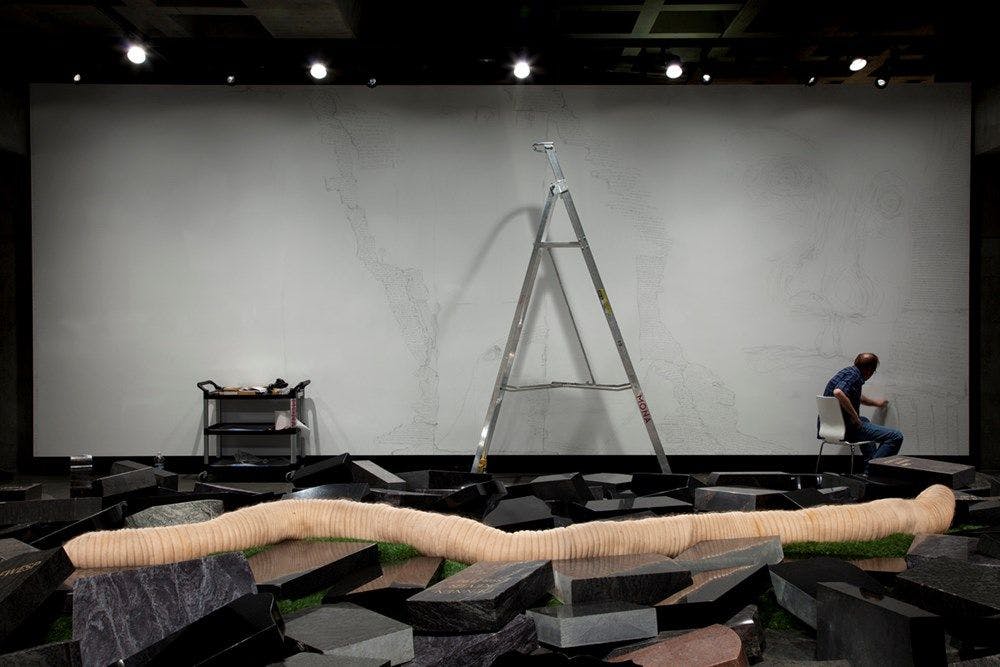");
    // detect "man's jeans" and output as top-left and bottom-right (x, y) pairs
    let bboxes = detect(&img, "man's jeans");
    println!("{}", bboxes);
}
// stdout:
(851, 417), (904, 467)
